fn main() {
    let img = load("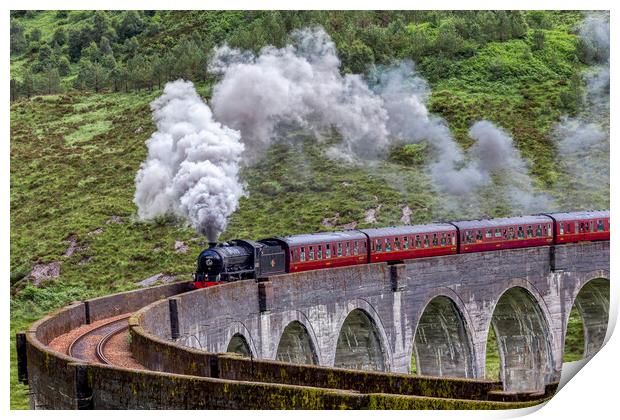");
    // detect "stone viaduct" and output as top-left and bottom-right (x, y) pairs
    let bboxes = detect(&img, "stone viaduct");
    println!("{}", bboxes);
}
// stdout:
(168, 241), (610, 392)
